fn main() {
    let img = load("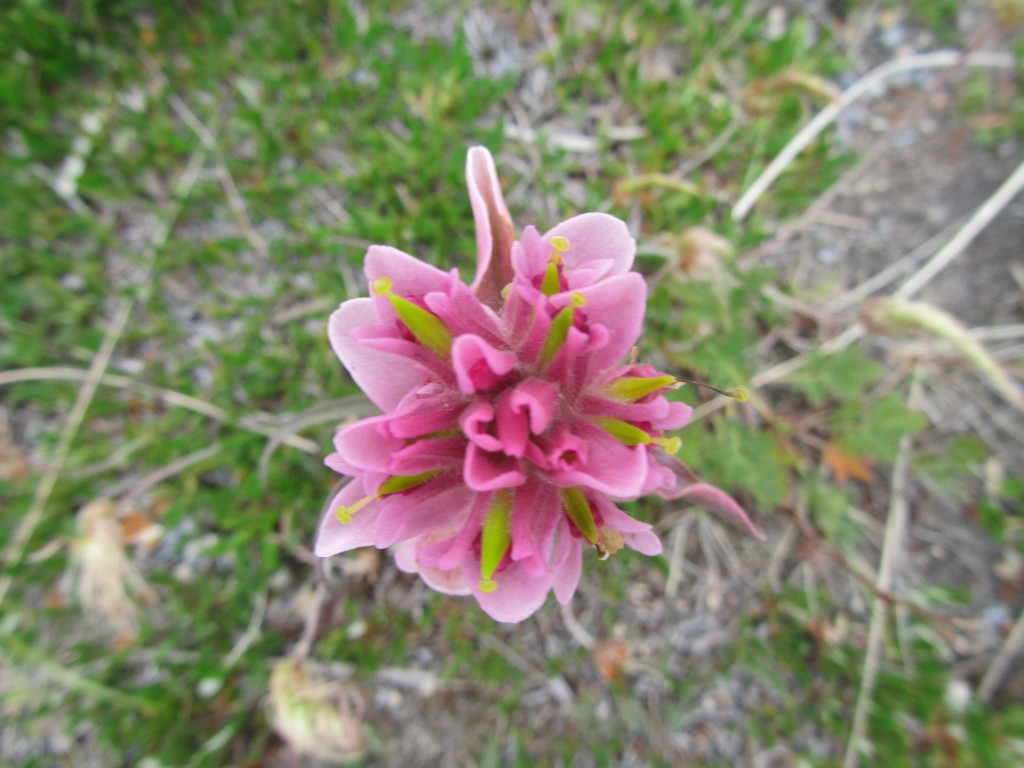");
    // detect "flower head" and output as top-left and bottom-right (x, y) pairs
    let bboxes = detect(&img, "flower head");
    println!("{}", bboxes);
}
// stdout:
(317, 147), (760, 623)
